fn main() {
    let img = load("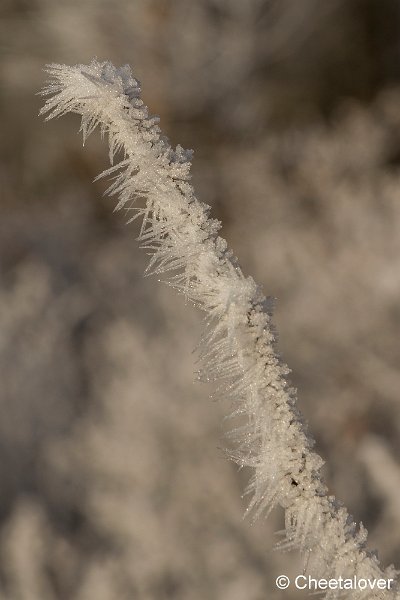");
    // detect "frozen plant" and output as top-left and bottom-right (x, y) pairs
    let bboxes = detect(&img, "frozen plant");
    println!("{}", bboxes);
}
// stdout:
(40, 60), (399, 598)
